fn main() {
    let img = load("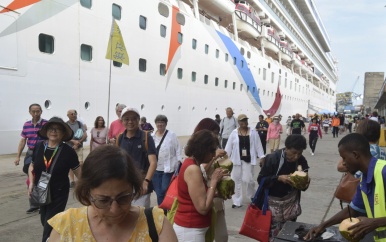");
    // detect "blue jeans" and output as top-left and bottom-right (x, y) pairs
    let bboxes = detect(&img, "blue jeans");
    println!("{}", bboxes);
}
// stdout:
(152, 171), (174, 205)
